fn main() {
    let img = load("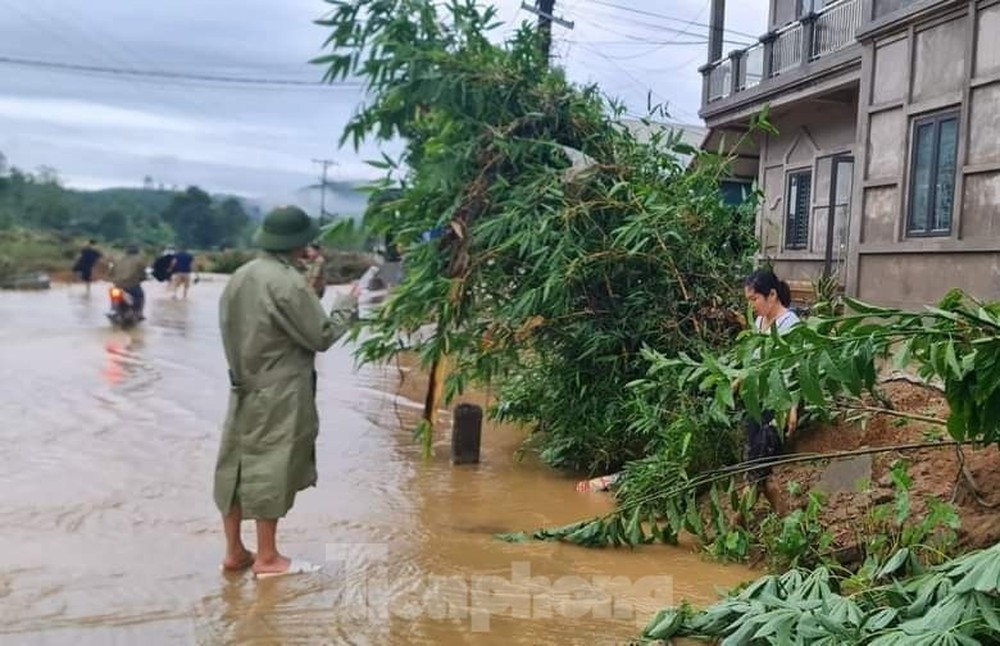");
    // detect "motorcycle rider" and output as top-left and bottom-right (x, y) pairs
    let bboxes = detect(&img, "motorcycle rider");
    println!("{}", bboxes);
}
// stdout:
(108, 244), (148, 318)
